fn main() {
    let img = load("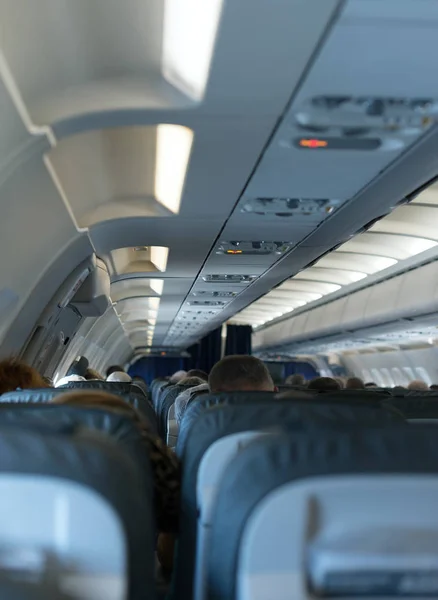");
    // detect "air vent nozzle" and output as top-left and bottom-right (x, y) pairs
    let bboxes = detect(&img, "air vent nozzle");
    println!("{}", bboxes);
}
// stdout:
(187, 300), (227, 307)
(202, 274), (258, 284)
(192, 290), (237, 298)
(241, 198), (340, 218)
(295, 96), (438, 132)
(216, 241), (293, 255)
